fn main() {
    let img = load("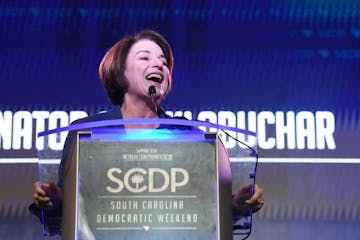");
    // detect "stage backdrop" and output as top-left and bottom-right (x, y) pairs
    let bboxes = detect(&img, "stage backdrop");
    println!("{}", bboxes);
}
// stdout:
(0, 1), (359, 240)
